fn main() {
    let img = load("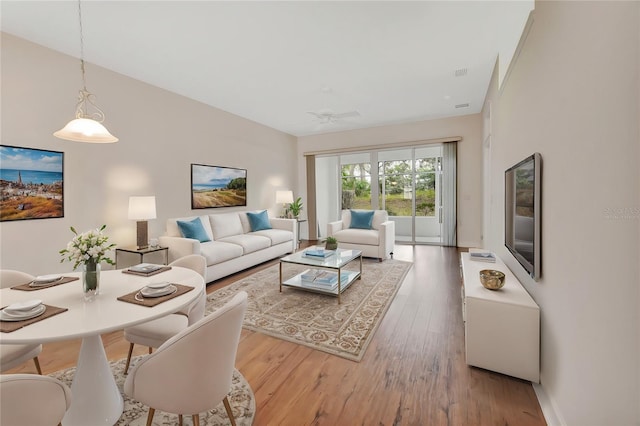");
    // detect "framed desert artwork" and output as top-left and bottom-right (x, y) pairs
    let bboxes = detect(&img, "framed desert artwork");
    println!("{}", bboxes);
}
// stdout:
(191, 163), (247, 209)
(0, 145), (64, 221)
